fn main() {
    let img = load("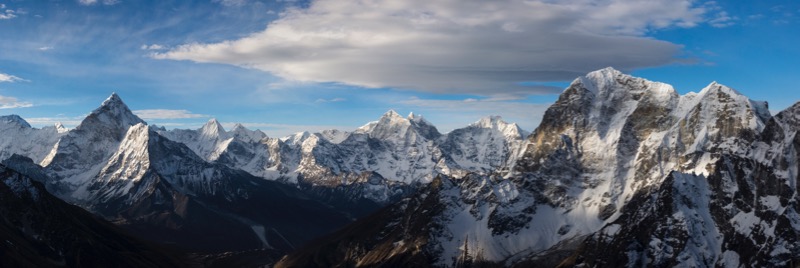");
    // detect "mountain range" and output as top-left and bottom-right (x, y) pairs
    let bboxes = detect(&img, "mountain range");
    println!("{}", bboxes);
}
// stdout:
(275, 68), (800, 267)
(0, 89), (528, 265)
(2, 67), (799, 267)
